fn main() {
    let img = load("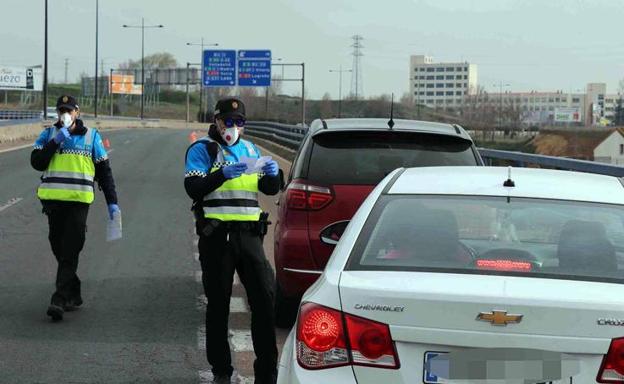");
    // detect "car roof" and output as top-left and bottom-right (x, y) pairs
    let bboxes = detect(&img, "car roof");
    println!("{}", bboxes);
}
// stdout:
(309, 118), (473, 142)
(388, 166), (624, 205)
